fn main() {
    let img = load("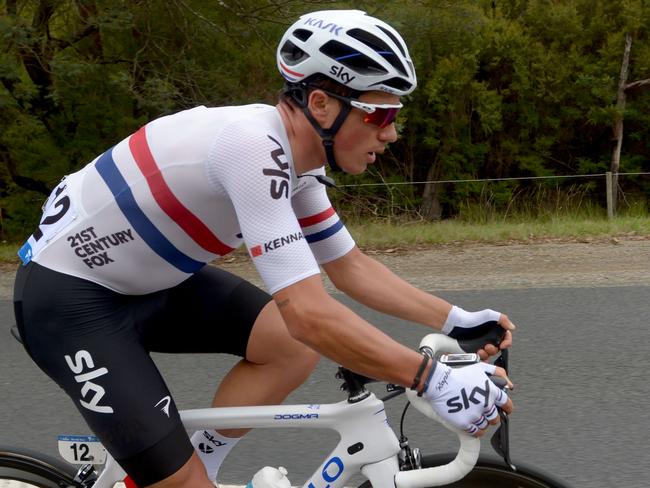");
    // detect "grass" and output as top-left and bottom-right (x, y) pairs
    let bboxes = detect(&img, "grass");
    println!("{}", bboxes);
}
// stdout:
(345, 214), (650, 248)
(1, 214), (648, 265)
(0, 244), (19, 263)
